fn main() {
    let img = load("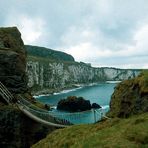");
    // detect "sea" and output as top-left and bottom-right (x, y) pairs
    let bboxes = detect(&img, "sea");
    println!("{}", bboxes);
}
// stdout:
(35, 81), (119, 124)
